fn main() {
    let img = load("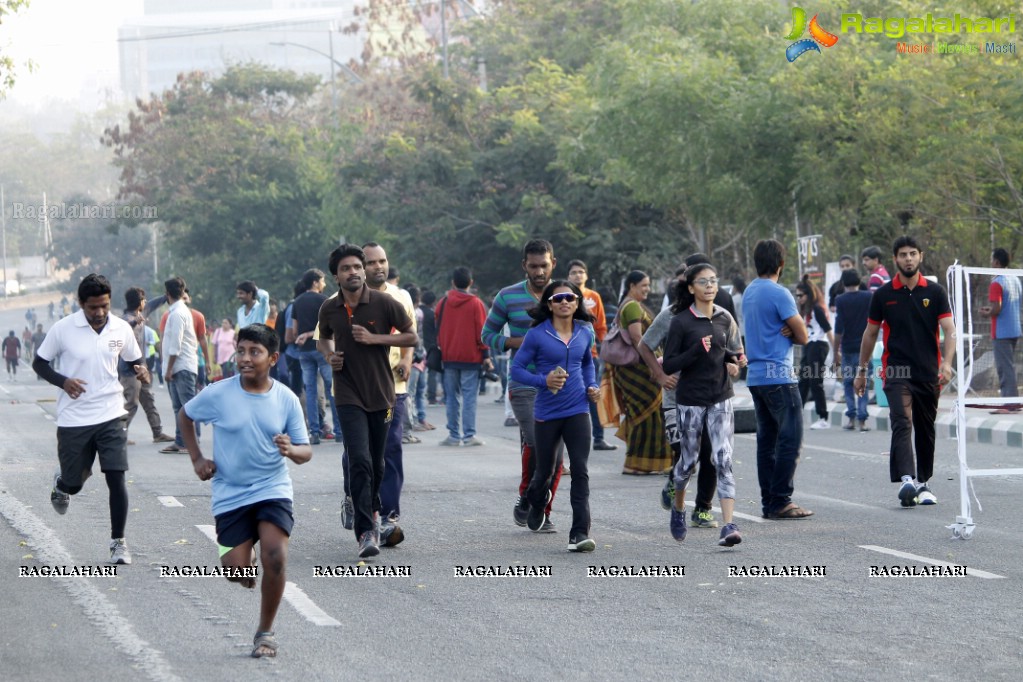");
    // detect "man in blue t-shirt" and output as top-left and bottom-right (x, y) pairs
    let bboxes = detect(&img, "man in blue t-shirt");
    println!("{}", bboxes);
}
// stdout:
(834, 268), (874, 430)
(742, 239), (813, 519)
(180, 323), (311, 659)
